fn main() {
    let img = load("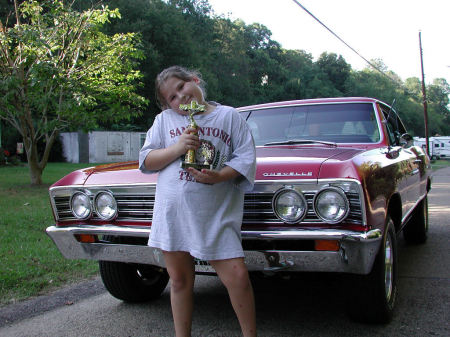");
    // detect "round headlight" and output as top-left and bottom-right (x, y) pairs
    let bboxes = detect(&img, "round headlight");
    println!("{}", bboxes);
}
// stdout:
(94, 191), (117, 220)
(70, 192), (91, 219)
(314, 187), (349, 223)
(272, 188), (307, 224)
